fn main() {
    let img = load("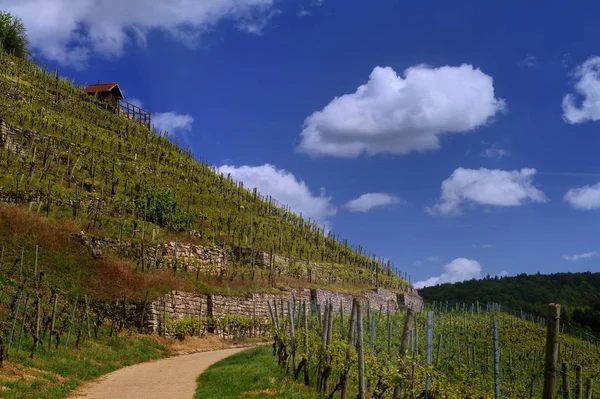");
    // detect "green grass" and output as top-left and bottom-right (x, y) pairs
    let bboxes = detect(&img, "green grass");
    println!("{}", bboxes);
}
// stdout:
(195, 346), (319, 399)
(0, 334), (171, 399)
